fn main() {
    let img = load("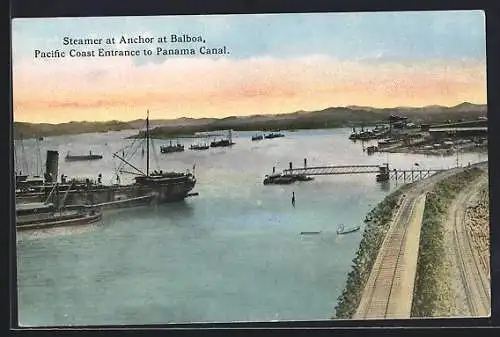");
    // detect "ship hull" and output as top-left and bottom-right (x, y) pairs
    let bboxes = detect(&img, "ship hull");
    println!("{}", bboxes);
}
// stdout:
(17, 210), (102, 231)
(65, 155), (103, 161)
(16, 179), (196, 209)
